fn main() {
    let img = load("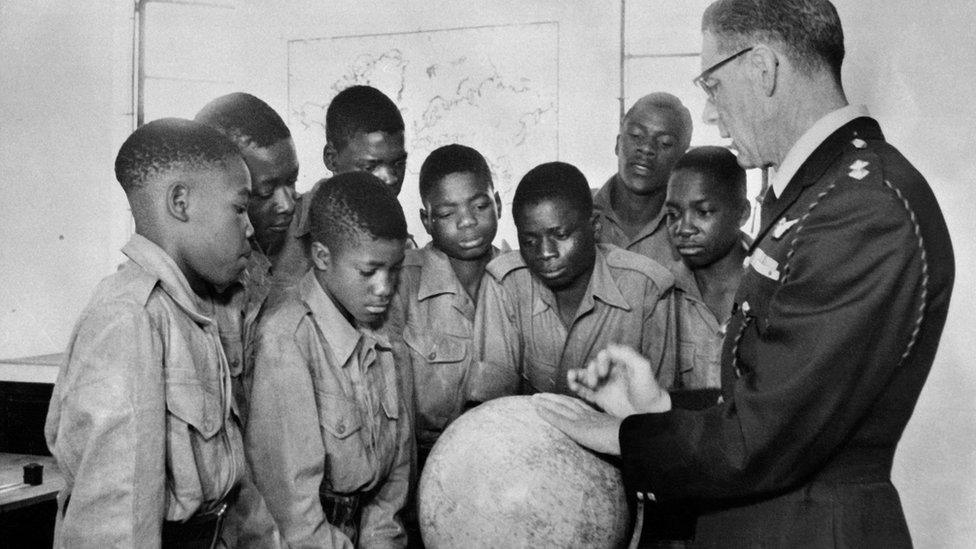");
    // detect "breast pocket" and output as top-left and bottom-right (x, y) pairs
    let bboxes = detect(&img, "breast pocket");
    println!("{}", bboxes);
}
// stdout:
(403, 327), (468, 425)
(316, 392), (368, 491)
(165, 371), (223, 440)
